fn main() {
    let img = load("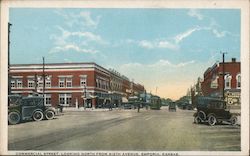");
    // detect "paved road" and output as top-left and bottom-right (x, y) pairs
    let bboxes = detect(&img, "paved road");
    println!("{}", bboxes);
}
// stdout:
(8, 107), (240, 151)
